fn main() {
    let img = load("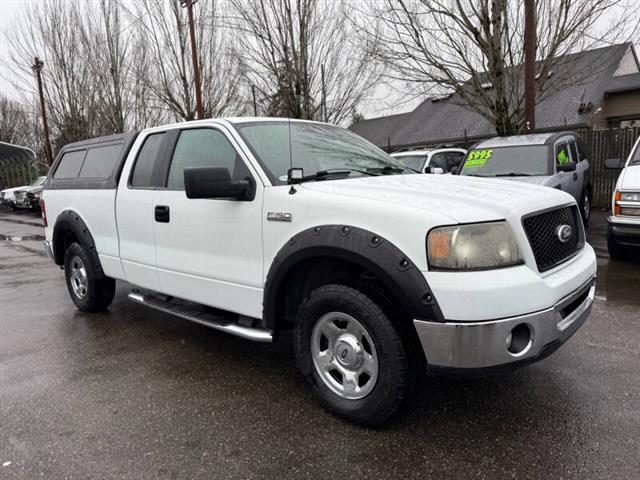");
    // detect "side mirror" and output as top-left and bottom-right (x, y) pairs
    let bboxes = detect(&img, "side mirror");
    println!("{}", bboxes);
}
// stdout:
(557, 161), (577, 172)
(425, 166), (444, 174)
(184, 167), (252, 200)
(605, 158), (625, 169)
